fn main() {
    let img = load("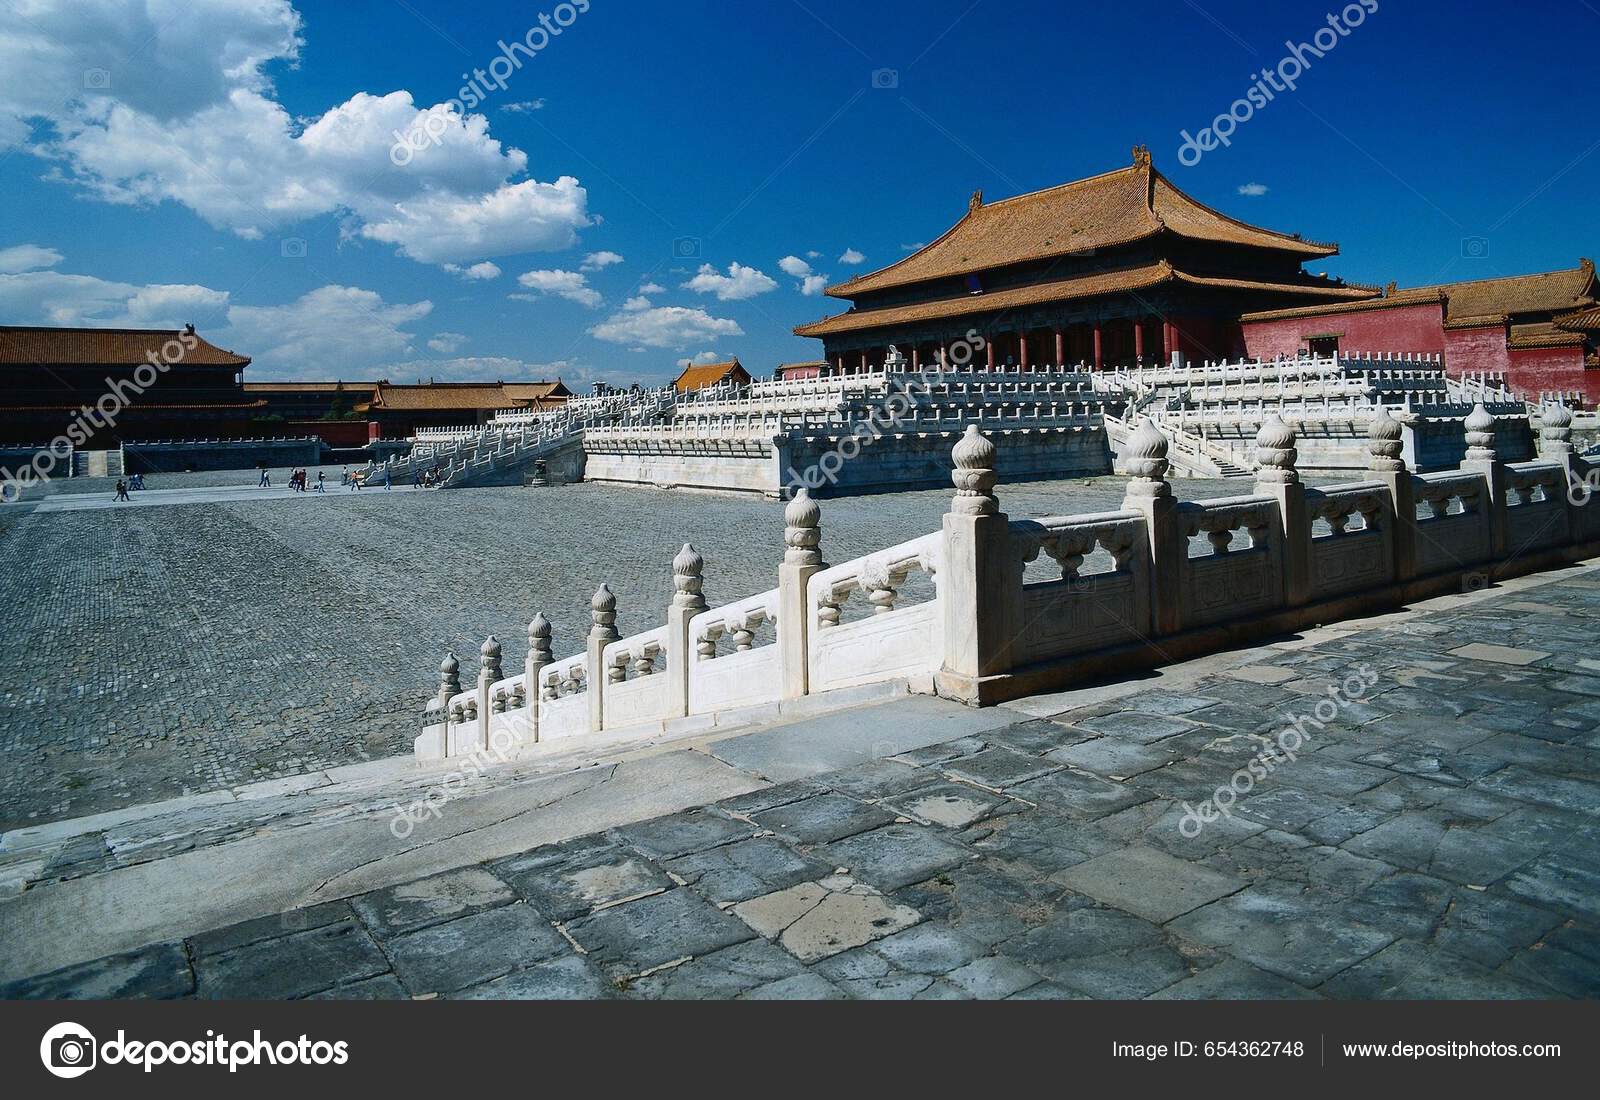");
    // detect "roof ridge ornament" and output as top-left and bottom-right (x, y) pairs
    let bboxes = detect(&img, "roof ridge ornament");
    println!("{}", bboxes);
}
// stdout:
(968, 190), (983, 213)
(1132, 144), (1151, 167)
